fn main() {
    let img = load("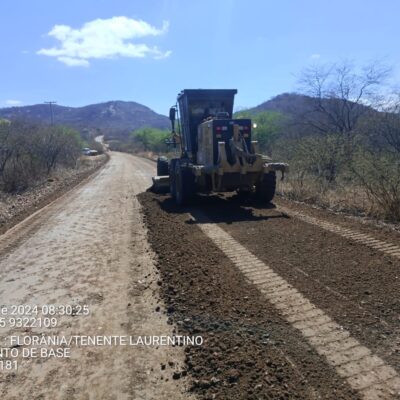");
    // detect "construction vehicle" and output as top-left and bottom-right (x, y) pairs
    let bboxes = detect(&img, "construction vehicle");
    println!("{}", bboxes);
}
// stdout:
(152, 89), (288, 205)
